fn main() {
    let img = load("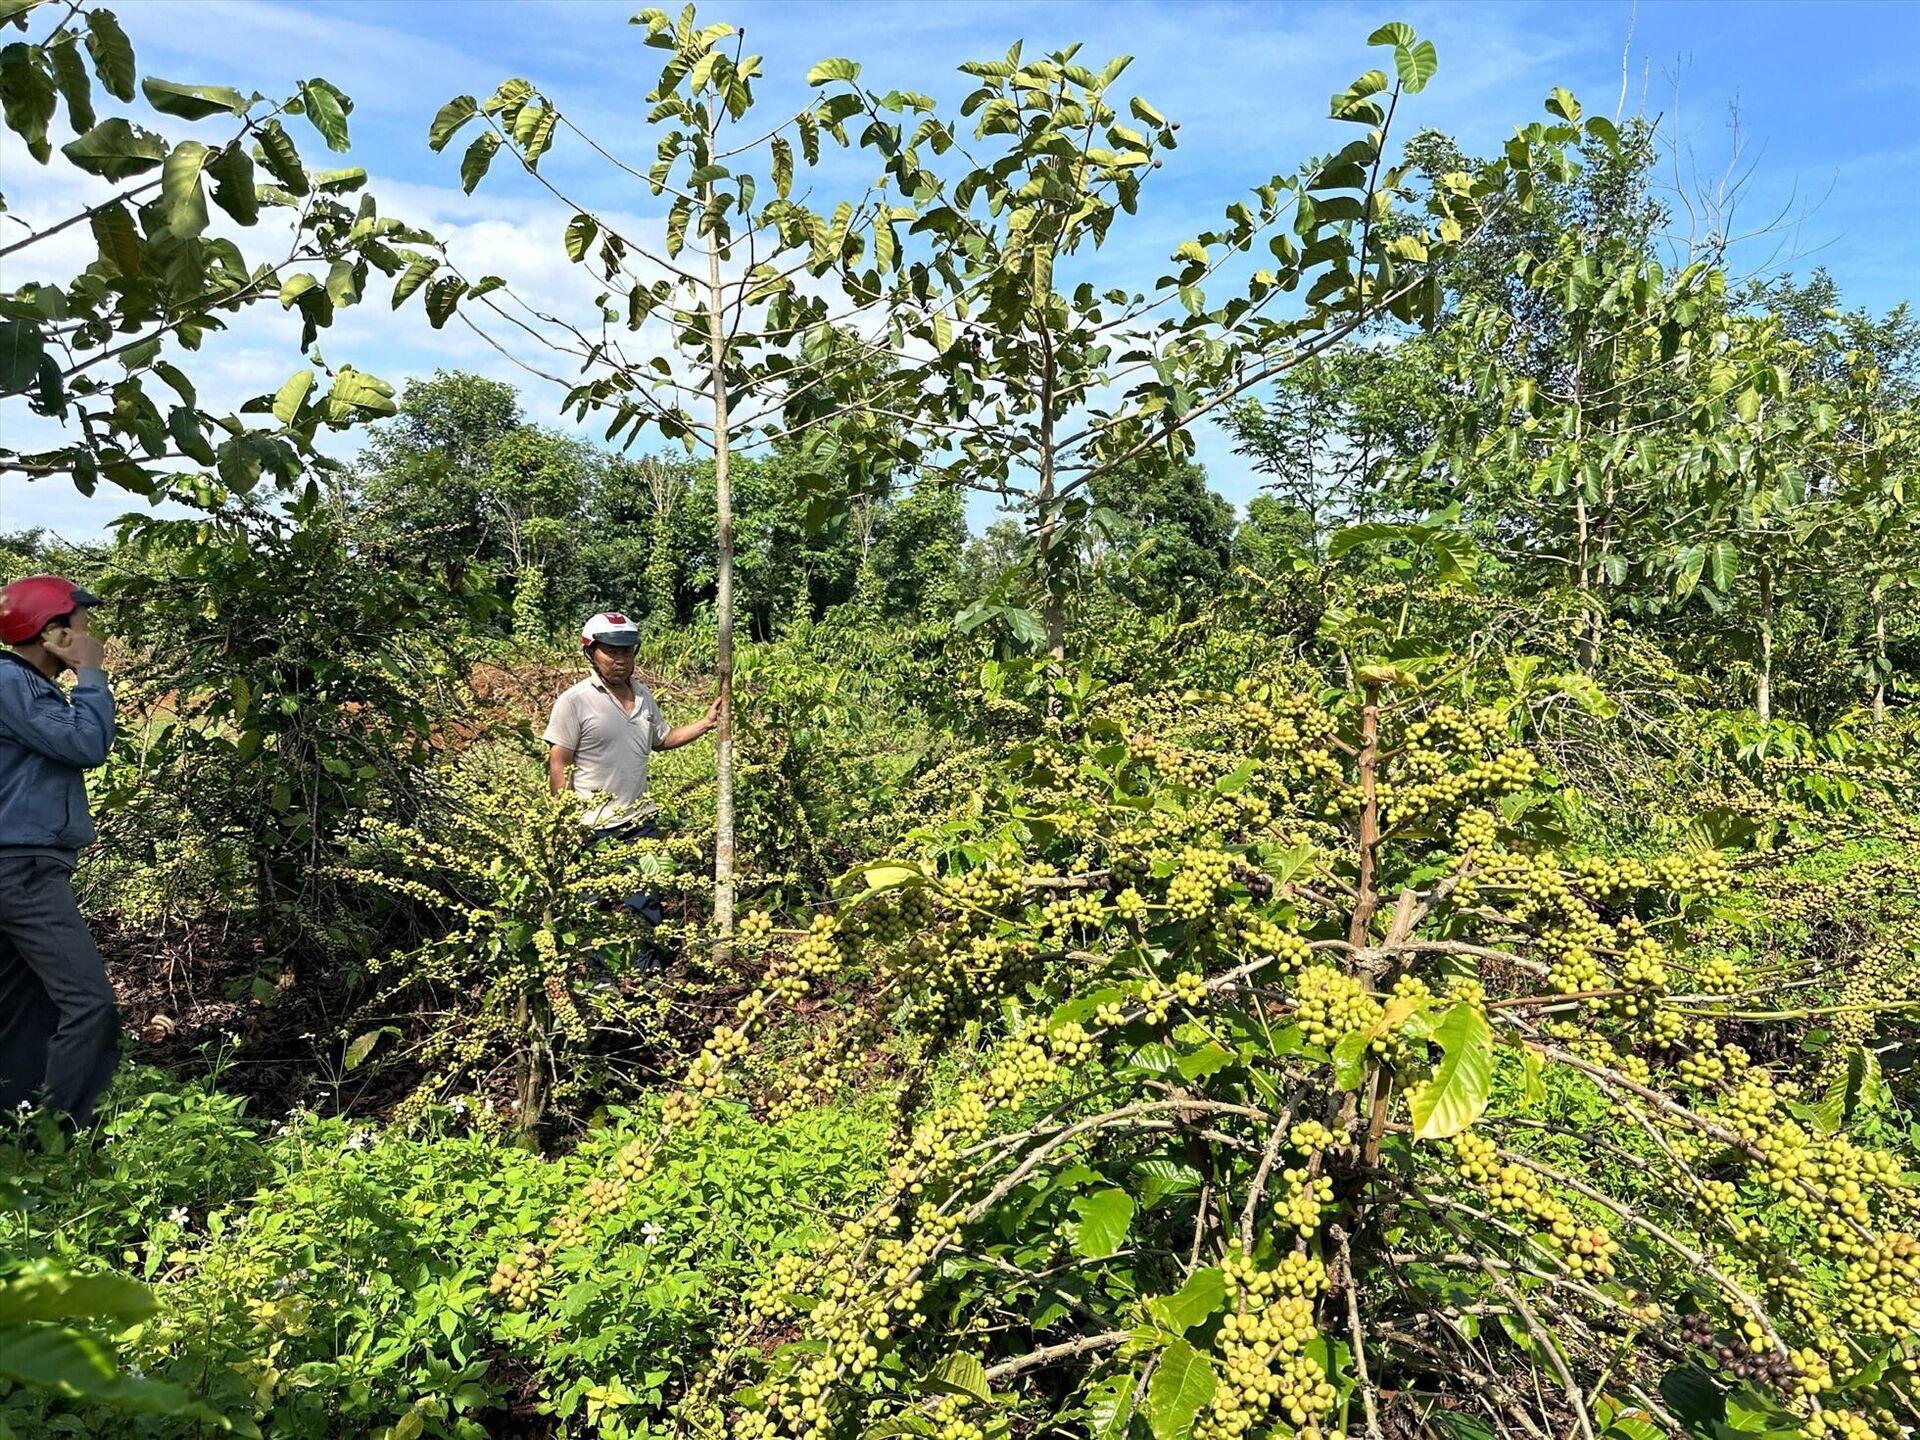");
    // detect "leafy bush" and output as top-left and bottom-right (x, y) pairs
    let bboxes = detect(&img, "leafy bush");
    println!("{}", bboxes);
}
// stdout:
(633, 666), (1920, 1440)
(1, 1073), (886, 1439)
